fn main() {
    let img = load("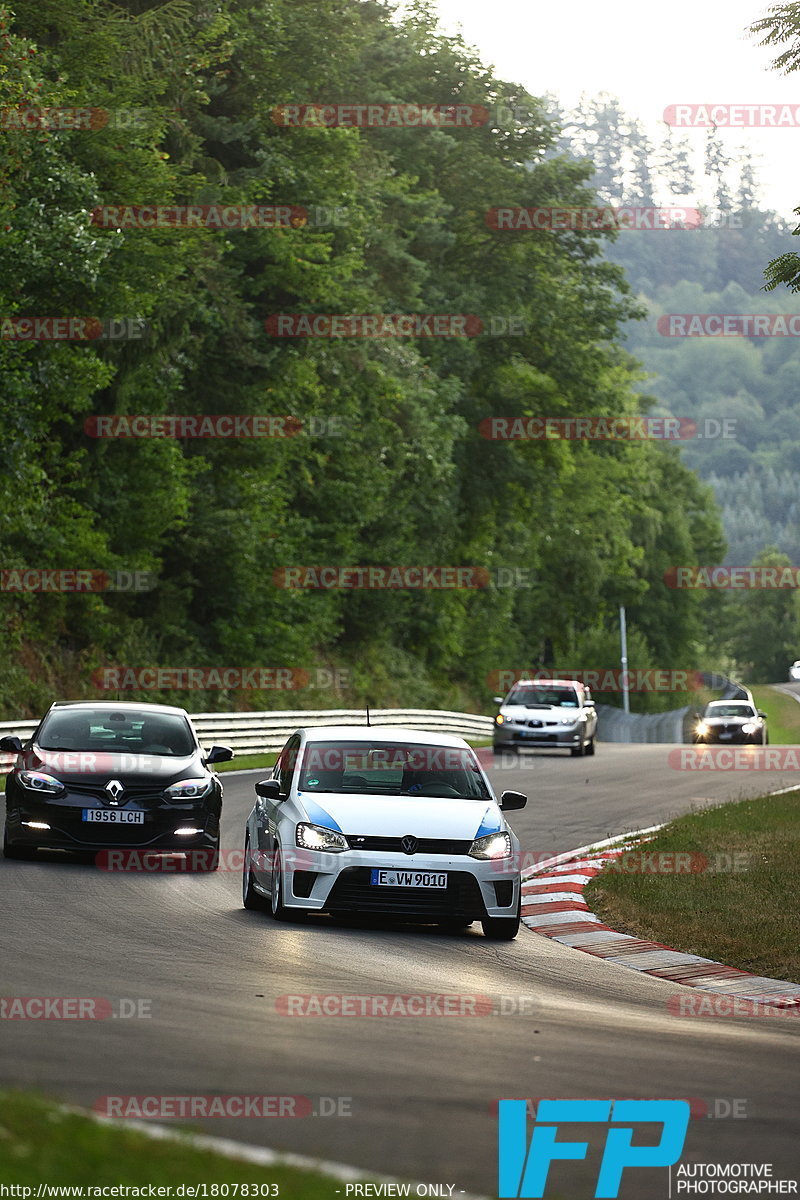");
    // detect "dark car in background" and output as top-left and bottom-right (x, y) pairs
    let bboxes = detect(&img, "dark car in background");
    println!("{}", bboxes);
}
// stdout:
(692, 700), (768, 746)
(1, 701), (232, 867)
